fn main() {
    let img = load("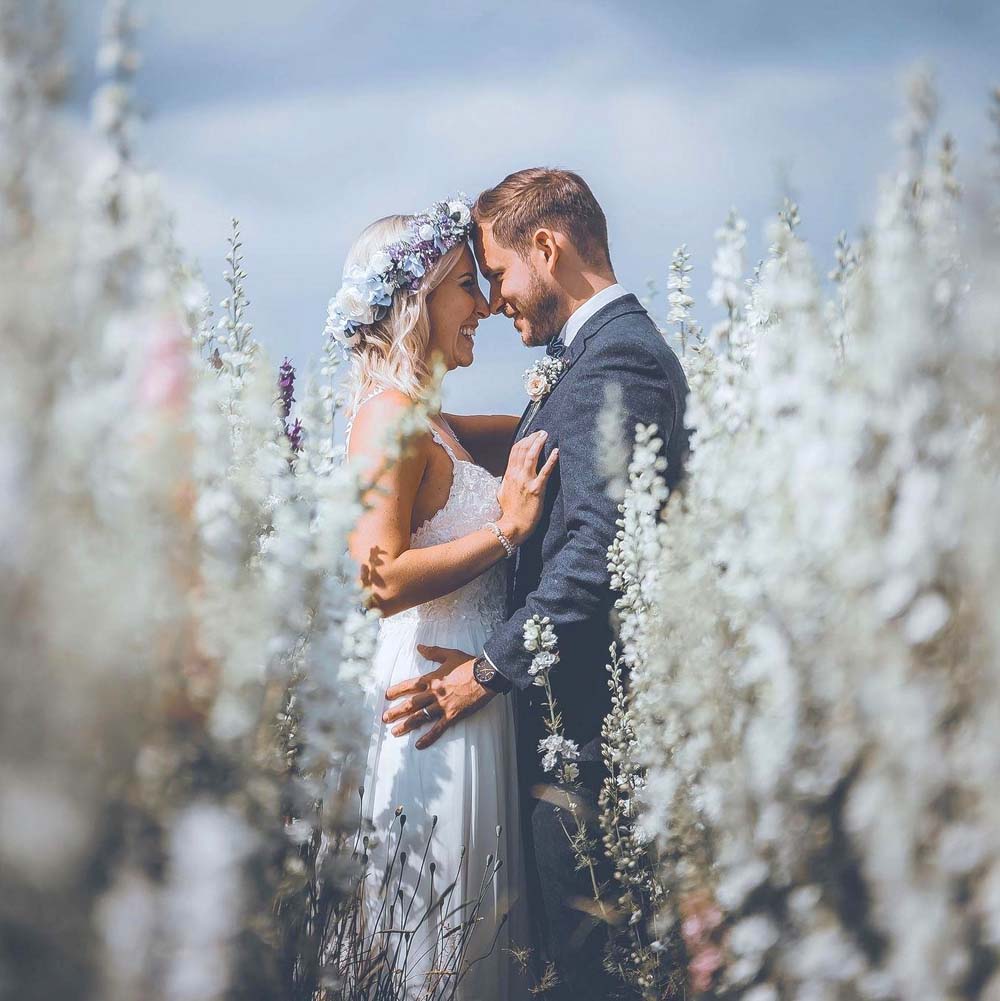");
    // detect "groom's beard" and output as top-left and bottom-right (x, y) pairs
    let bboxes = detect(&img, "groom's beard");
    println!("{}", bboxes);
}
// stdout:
(518, 272), (564, 348)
